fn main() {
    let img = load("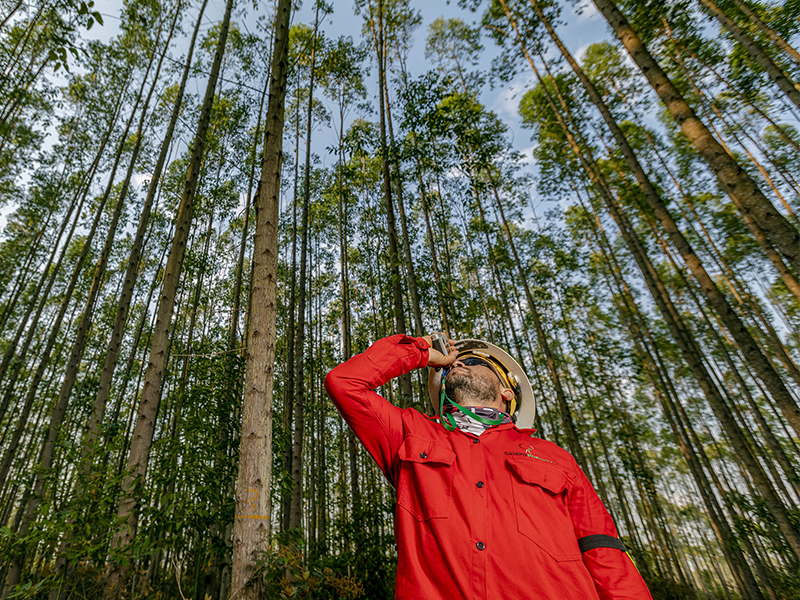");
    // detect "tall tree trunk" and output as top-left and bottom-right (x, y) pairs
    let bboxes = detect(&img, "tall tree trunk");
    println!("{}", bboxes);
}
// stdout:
(0, 75), (127, 400)
(383, 76), (423, 336)
(282, 86), (301, 533)
(371, 0), (413, 406)
(582, 190), (771, 599)
(103, 0), (235, 592)
(290, 0), (322, 533)
(82, 0), (207, 480)
(591, 0), (800, 274)
(229, 0), (291, 595)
